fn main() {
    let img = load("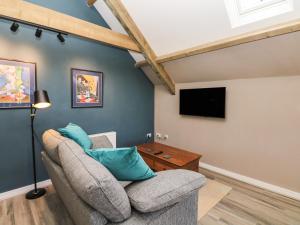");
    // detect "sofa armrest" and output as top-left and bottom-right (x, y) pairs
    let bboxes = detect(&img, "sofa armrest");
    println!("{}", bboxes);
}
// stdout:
(125, 169), (206, 213)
